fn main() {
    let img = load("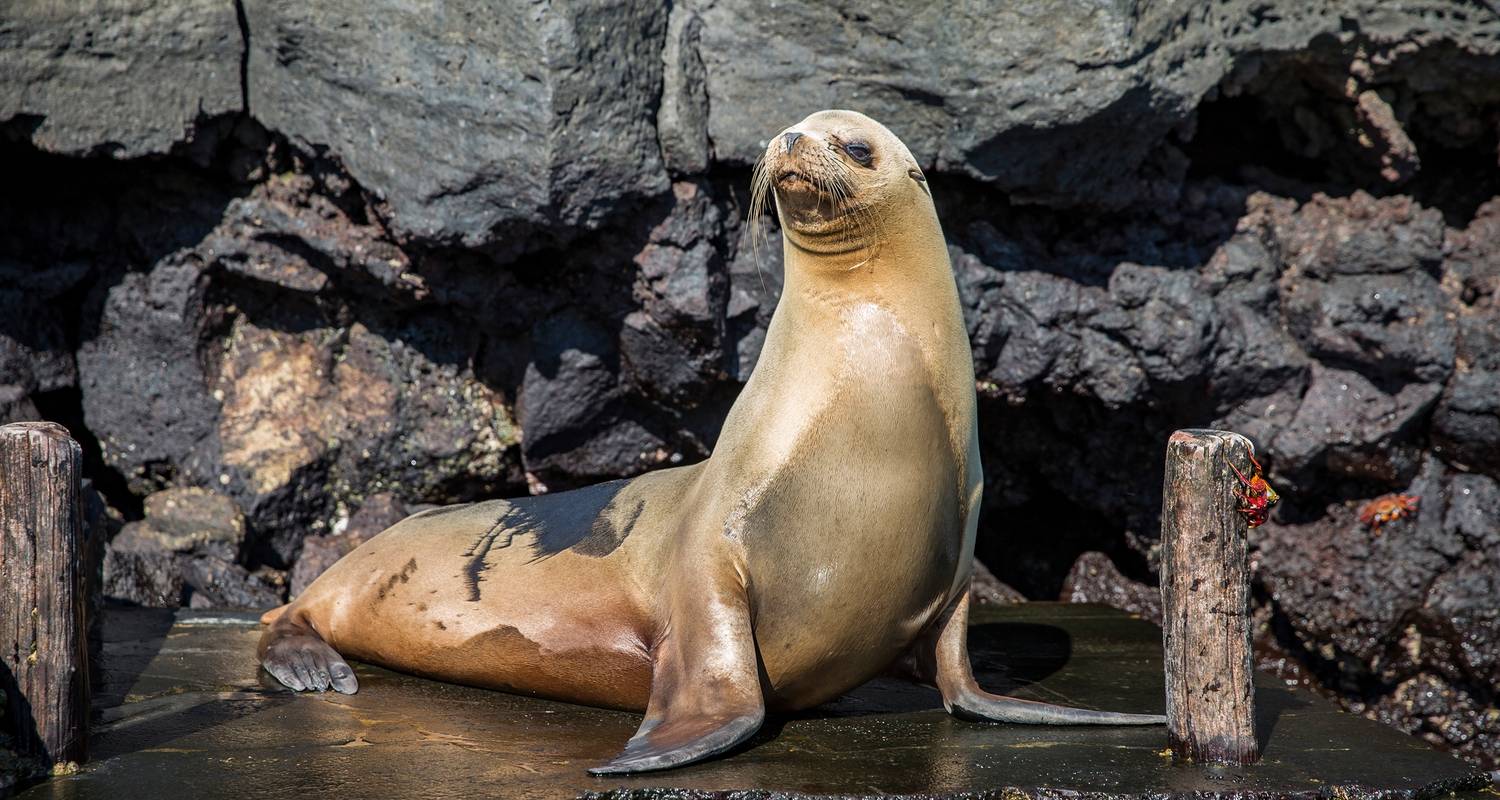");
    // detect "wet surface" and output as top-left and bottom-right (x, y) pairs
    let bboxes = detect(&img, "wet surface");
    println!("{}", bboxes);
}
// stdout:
(18, 604), (1488, 799)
